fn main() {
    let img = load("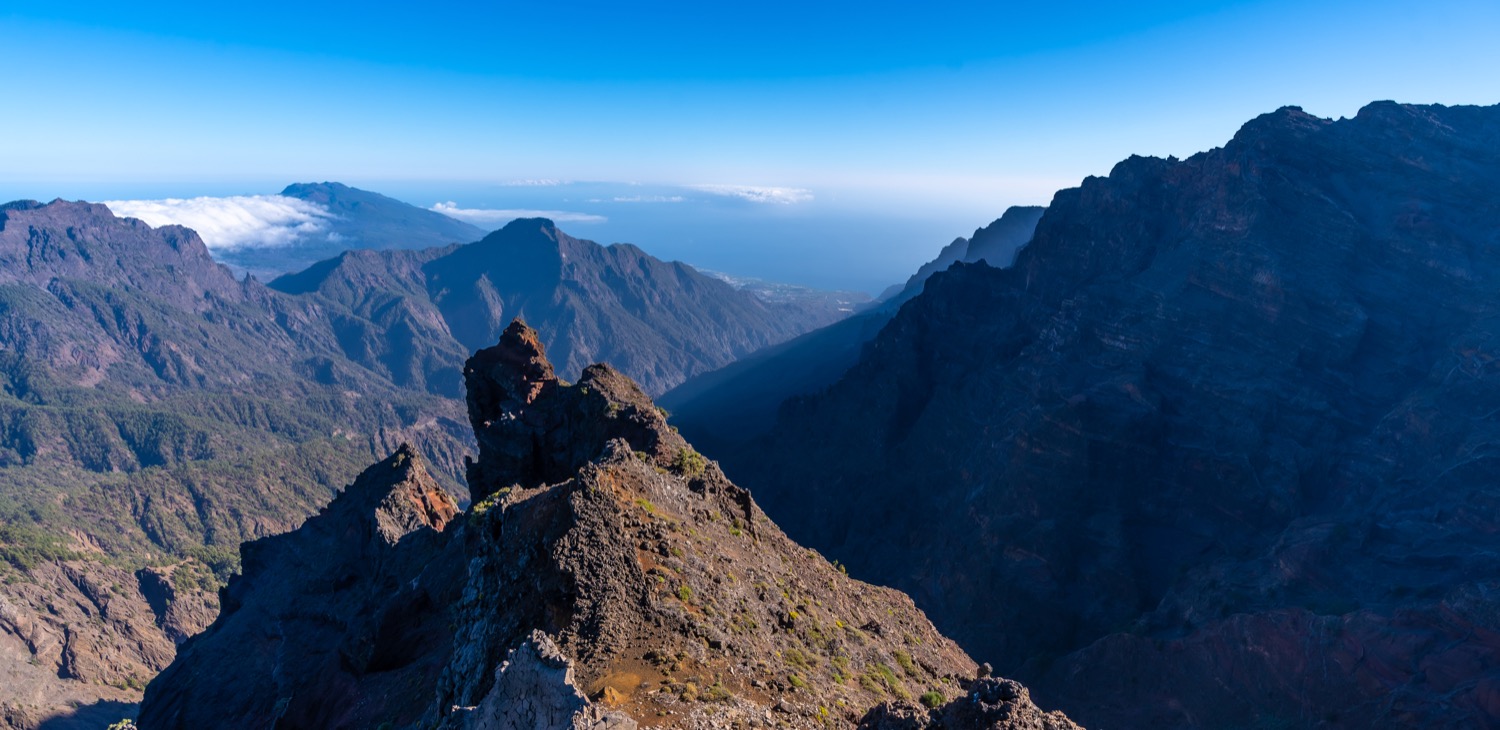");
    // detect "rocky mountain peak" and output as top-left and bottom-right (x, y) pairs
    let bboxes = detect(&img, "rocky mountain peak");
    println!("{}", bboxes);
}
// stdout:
(1226, 104), (1330, 147)
(140, 320), (1078, 729)
(463, 319), (683, 502)
(501, 215), (559, 233)
(486, 217), (565, 250)
(0, 198), (235, 298)
(357, 444), (461, 546)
